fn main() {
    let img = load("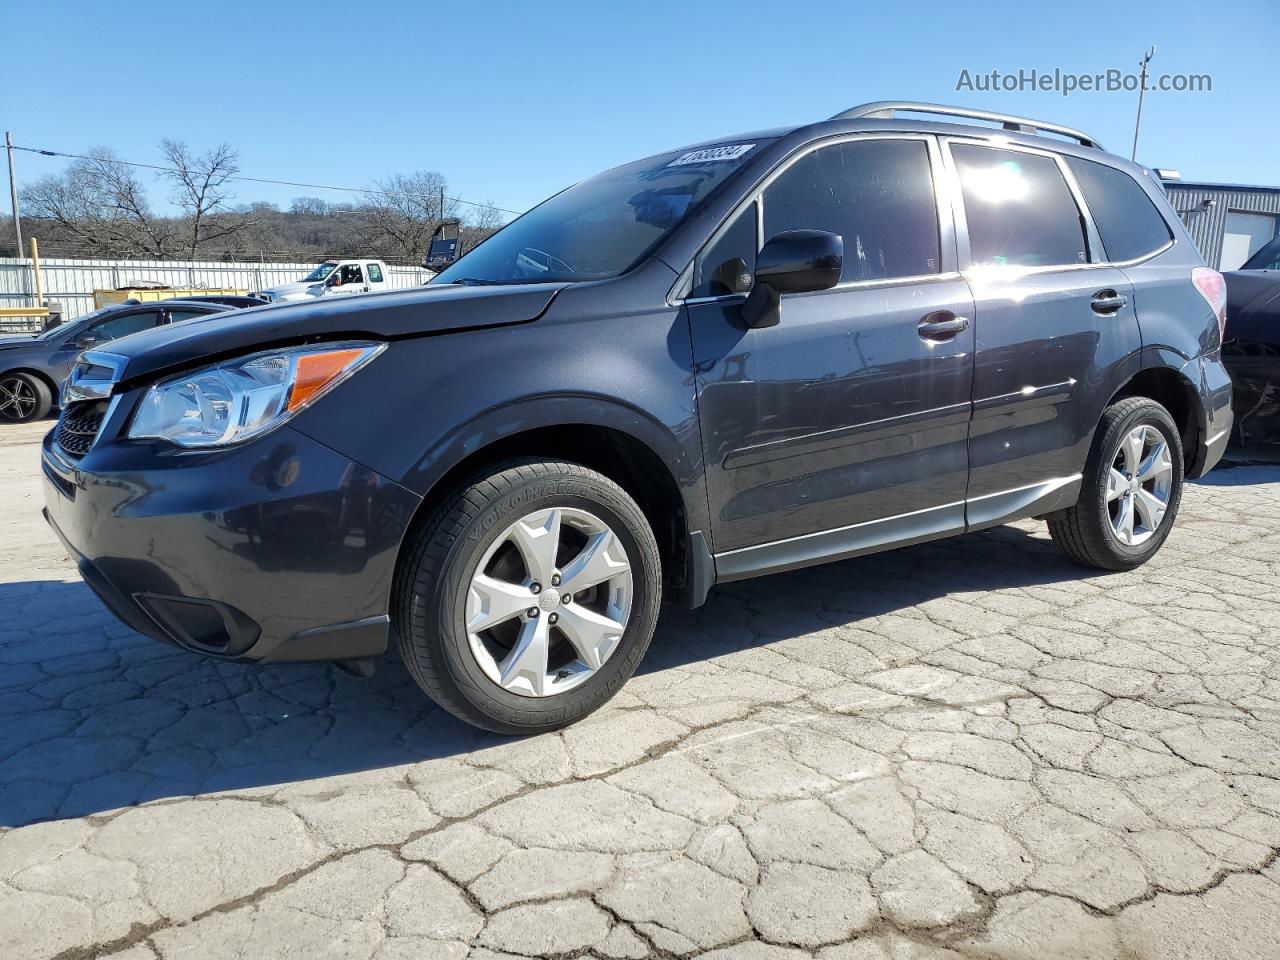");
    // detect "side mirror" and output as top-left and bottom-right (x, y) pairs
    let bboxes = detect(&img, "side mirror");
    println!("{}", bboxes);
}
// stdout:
(75, 334), (99, 349)
(740, 230), (843, 329)
(326, 274), (341, 287)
